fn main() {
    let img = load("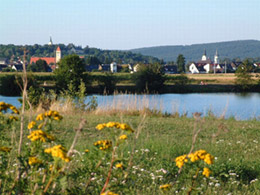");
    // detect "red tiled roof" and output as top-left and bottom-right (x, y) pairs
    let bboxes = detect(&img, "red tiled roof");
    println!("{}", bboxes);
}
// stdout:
(56, 46), (61, 51)
(30, 57), (55, 65)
